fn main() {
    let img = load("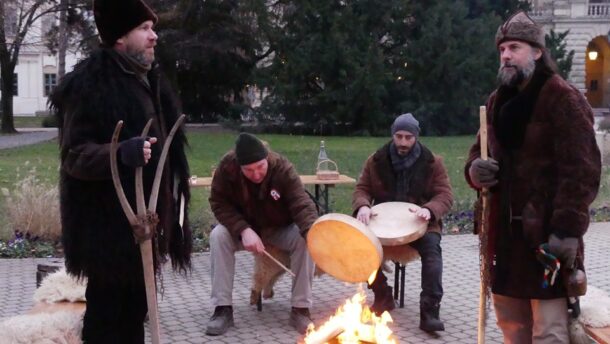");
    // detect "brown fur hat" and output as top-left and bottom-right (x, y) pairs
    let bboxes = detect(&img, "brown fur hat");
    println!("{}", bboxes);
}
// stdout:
(93, 0), (158, 46)
(495, 11), (545, 48)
